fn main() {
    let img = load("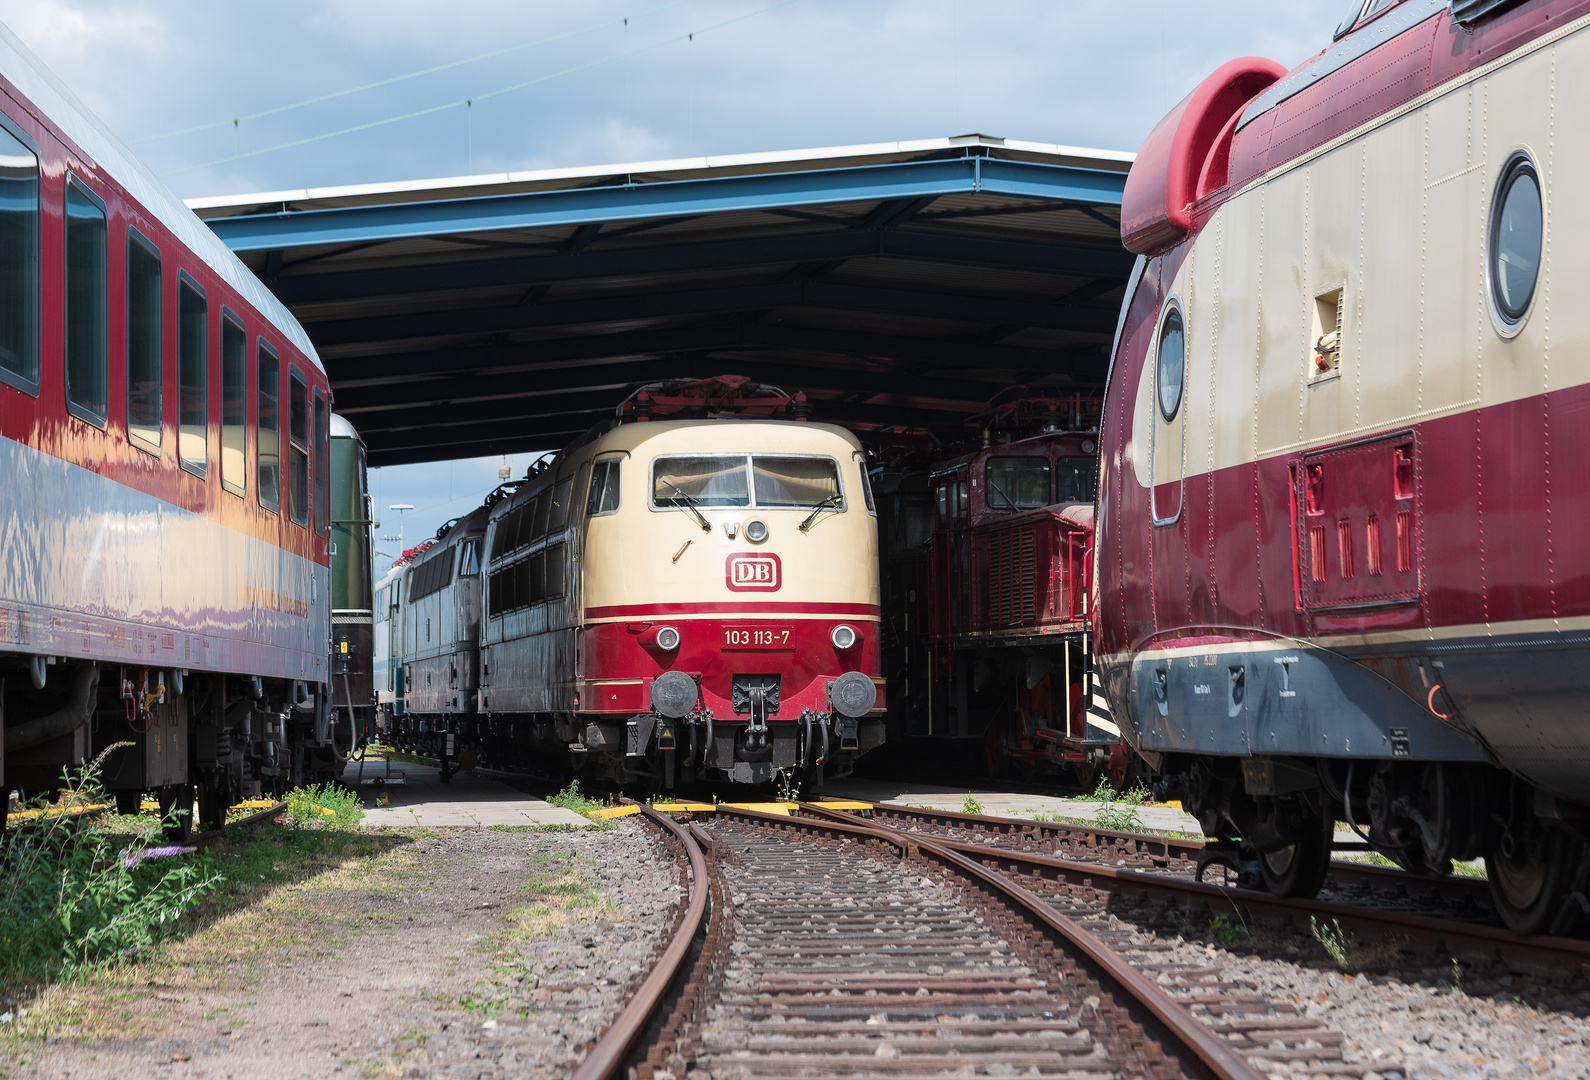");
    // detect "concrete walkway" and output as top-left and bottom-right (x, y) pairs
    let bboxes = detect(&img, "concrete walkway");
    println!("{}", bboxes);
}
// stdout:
(341, 759), (591, 828)
(824, 777), (1205, 835)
